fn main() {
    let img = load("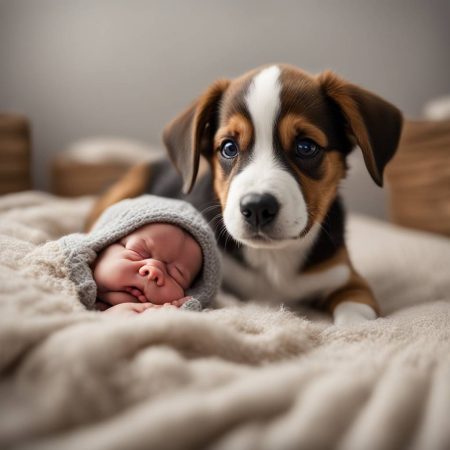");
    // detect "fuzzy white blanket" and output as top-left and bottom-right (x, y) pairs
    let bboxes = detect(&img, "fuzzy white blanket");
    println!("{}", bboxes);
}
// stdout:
(0, 191), (449, 450)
